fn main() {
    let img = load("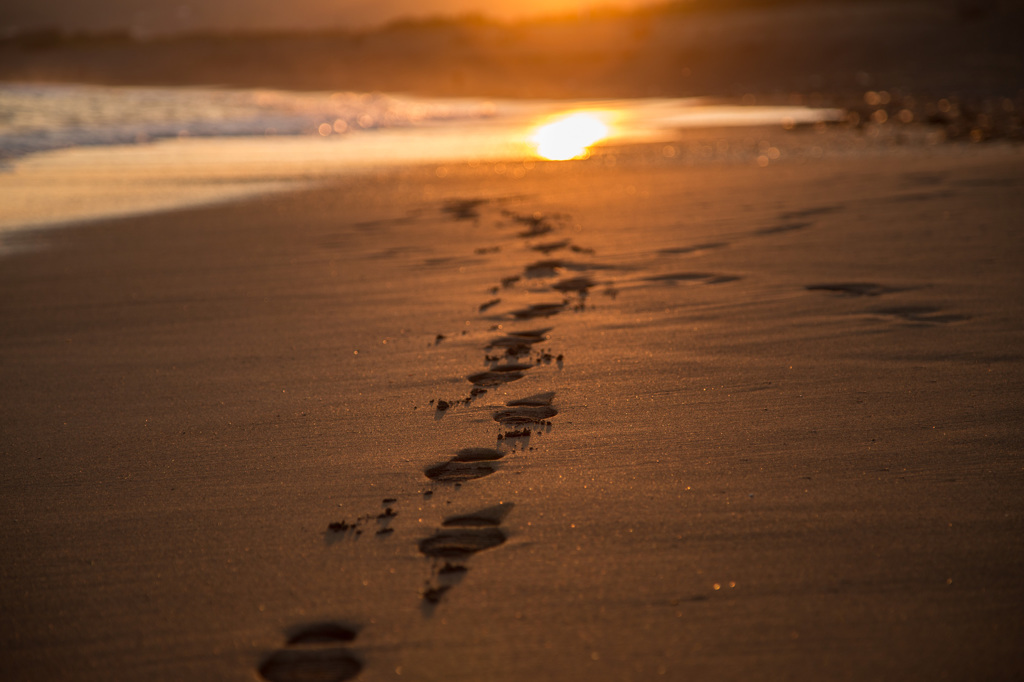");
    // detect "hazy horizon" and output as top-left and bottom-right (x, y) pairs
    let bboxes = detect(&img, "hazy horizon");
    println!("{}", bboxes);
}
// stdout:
(0, 0), (671, 35)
